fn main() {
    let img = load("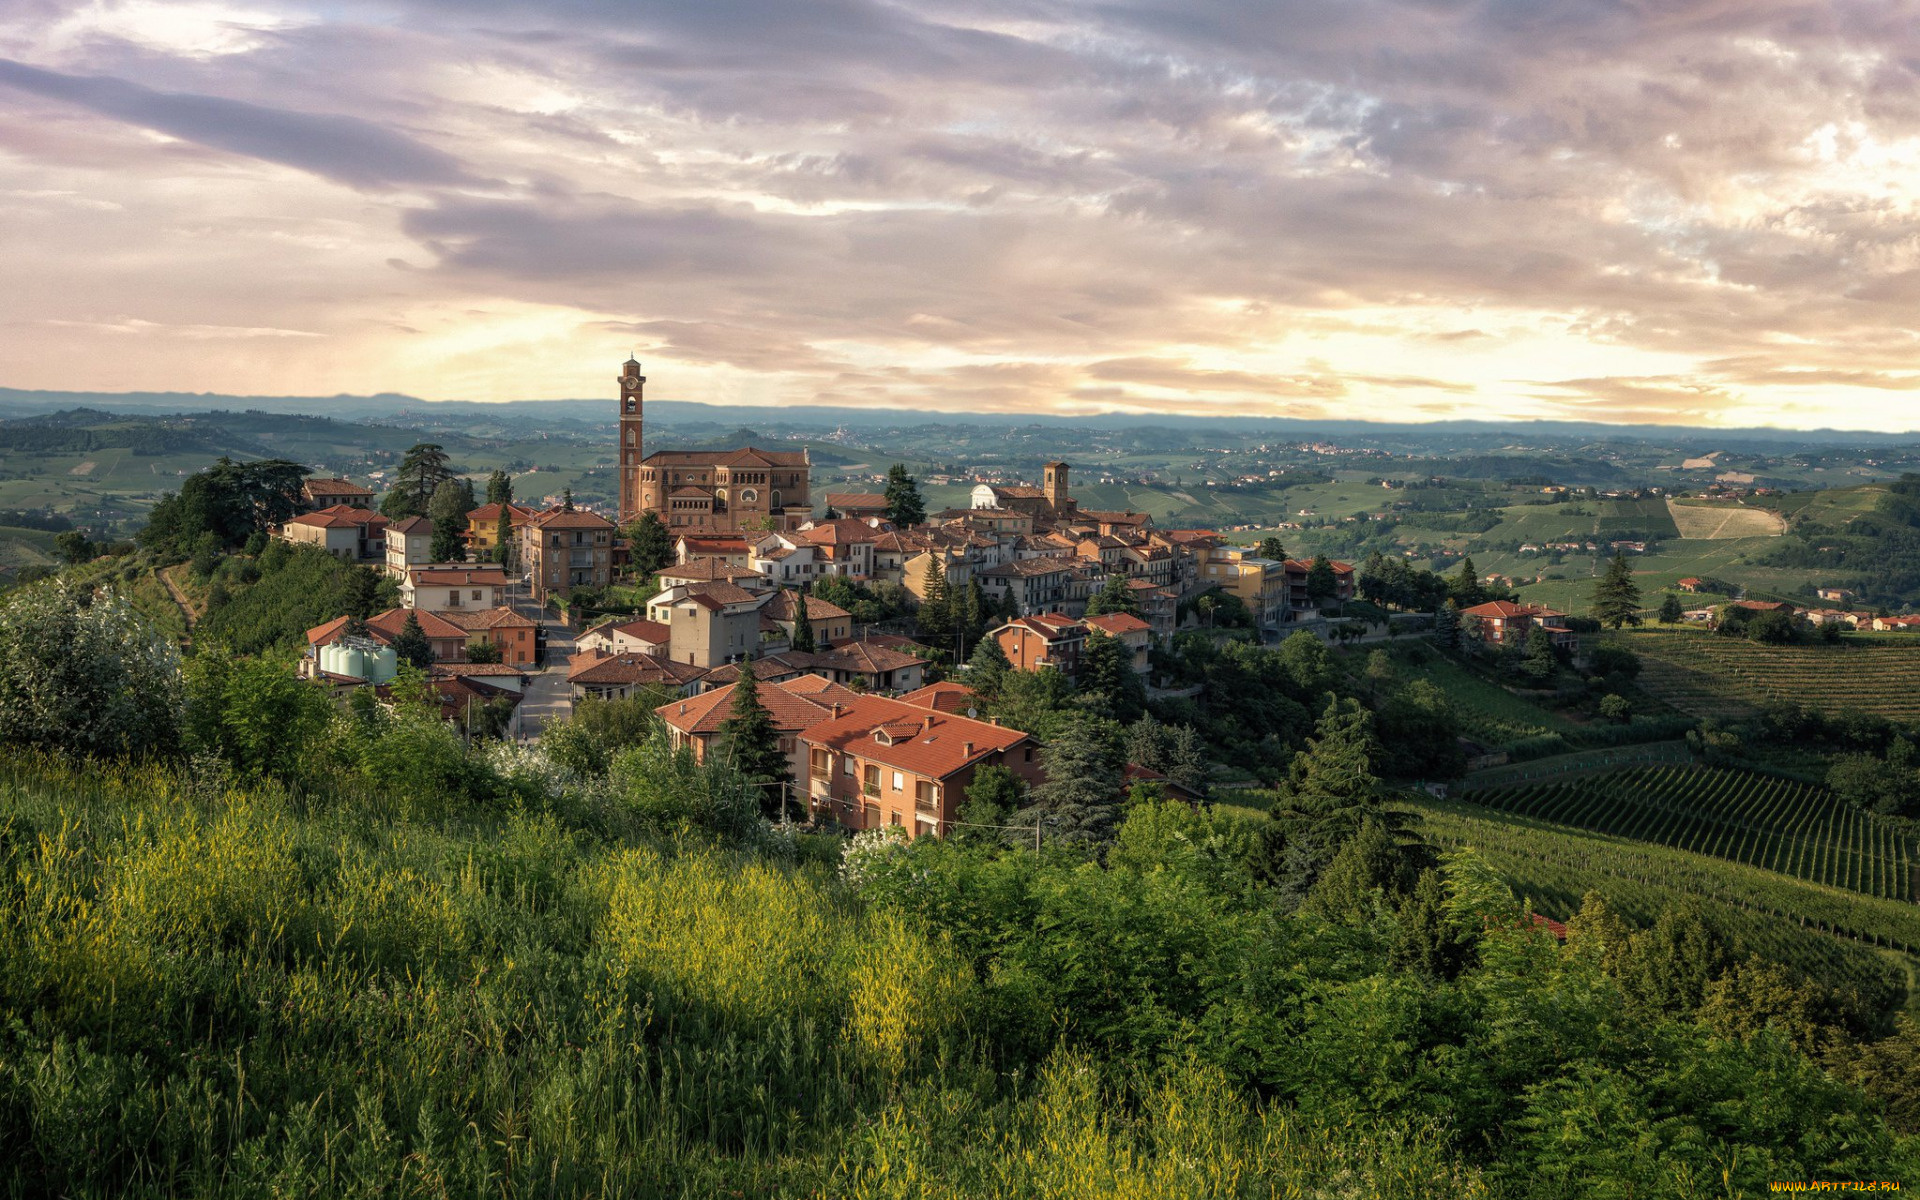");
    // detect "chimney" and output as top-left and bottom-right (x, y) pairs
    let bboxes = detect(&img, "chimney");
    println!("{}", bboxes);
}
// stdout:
(989, 716), (1000, 726)
(964, 741), (974, 756)
(831, 702), (842, 718)
(924, 714), (935, 731)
